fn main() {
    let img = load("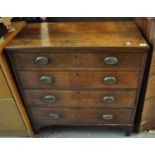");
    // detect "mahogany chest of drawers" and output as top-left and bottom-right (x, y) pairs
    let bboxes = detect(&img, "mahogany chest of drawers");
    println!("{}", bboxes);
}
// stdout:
(5, 21), (149, 135)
